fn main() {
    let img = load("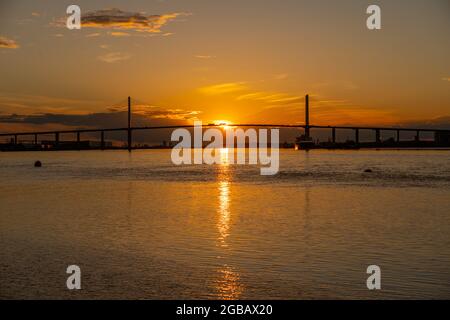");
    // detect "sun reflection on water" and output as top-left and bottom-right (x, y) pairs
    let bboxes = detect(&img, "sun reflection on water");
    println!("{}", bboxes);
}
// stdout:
(217, 148), (231, 247)
(216, 265), (243, 300)
(219, 147), (229, 165)
(215, 148), (243, 299)
(217, 179), (230, 247)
